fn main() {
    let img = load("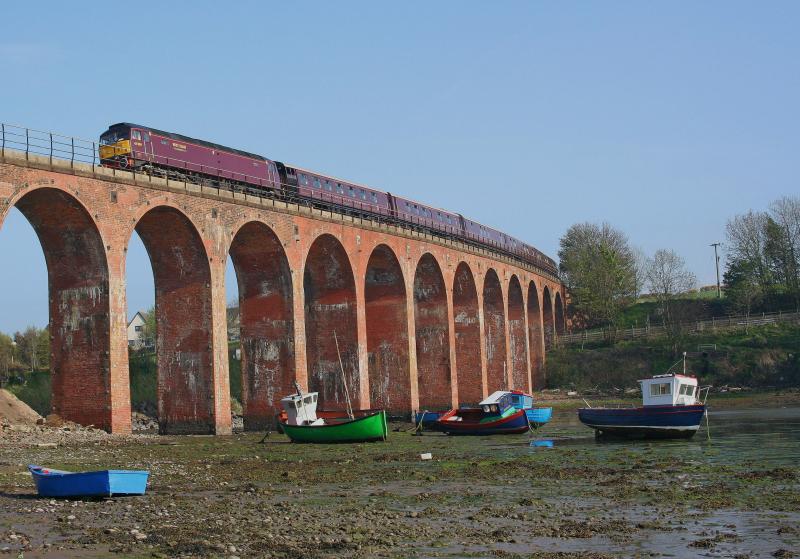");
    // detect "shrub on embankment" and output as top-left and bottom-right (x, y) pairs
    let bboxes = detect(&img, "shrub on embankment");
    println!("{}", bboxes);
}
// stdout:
(546, 321), (800, 390)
